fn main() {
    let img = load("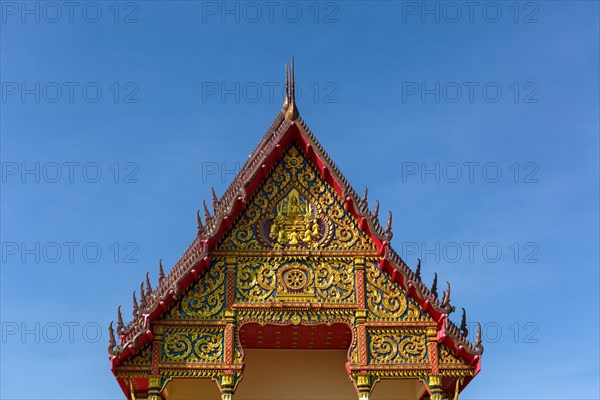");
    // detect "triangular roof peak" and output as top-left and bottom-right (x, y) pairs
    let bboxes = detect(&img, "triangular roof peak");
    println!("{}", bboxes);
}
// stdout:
(109, 60), (483, 377)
